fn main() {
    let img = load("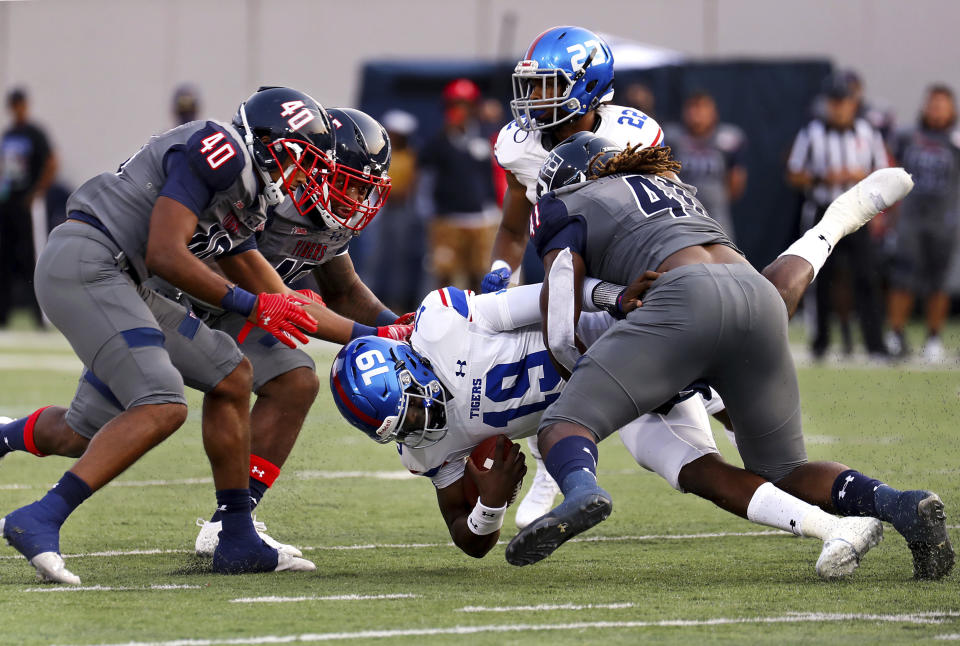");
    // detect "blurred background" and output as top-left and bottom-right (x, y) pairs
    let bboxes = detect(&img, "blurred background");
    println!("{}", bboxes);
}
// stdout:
(2, 0), (959, 363)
